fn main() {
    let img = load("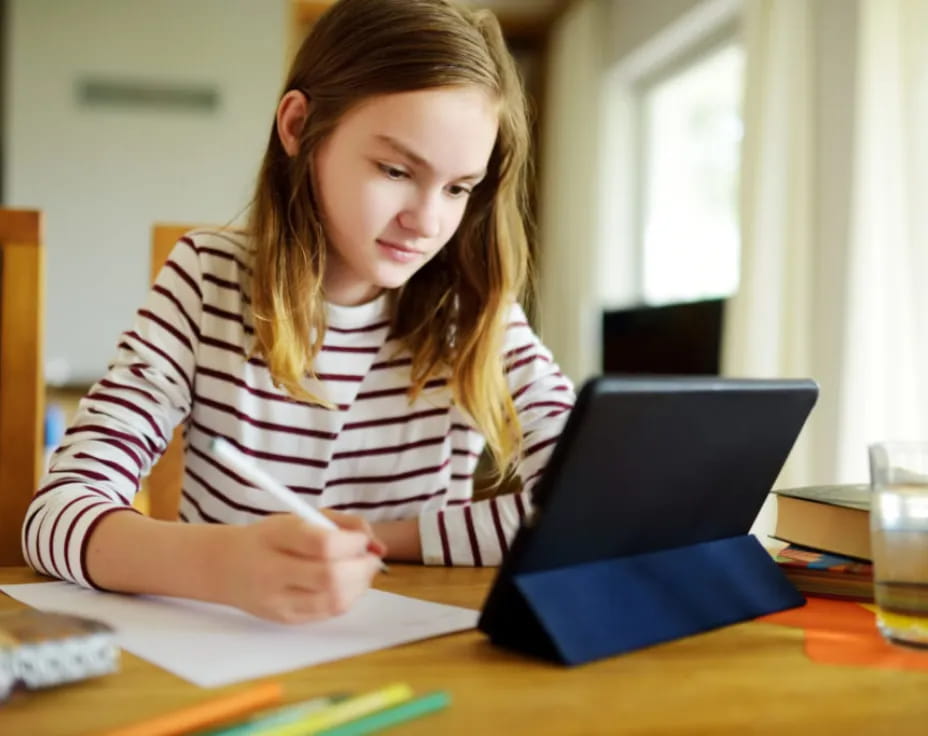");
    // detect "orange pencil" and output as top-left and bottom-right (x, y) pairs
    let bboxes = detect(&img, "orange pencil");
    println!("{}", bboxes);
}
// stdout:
(101, 681), (284, 736)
